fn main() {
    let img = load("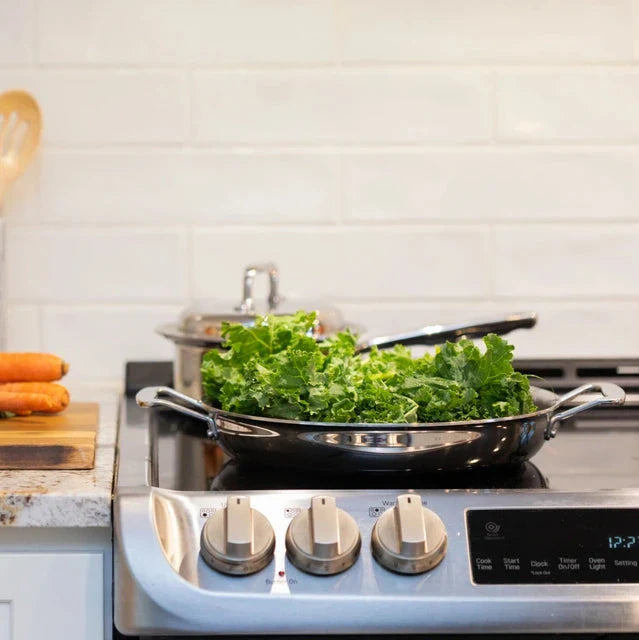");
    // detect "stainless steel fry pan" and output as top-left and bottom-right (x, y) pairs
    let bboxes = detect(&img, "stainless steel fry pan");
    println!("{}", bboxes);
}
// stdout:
(136, 382), (625, 473)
